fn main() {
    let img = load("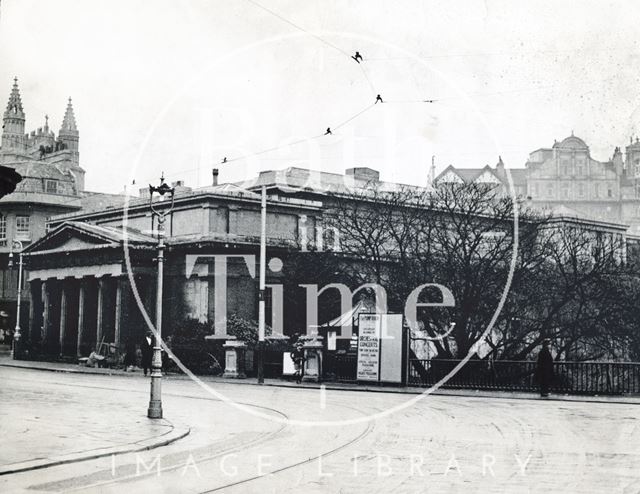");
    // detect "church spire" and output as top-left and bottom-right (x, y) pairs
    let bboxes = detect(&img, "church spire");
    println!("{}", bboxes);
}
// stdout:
(57, 96), (79, 160)
(2, 77), (26, 151)
(4, 77), (25, 117)
(59, 97), (78, 134)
